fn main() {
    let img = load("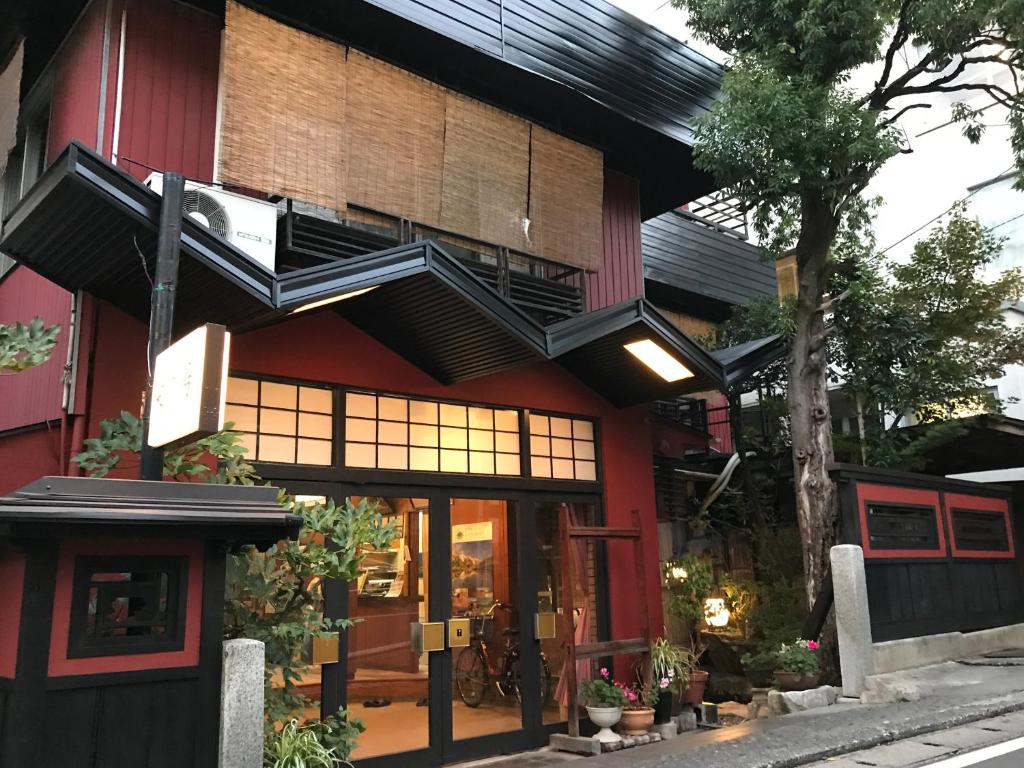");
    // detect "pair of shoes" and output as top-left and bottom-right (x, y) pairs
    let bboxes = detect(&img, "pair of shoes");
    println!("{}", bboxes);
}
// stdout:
(363, 698), (392, 708)
(416, 697), (429, 707)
